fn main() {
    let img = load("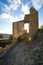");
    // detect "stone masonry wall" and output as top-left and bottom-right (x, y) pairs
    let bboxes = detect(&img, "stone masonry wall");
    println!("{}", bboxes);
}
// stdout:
(13, 7), (38, 39)
(17, 21), (24, 36)
(13, 21), (24, 37)
(29, 7), (38, 38)
(13, 22), (18, 37)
